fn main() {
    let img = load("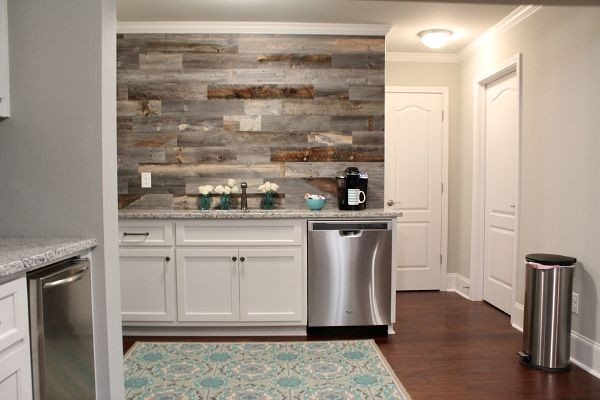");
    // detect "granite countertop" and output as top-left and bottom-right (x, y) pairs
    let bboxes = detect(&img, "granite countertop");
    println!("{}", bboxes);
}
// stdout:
(0, 237), (98, 280)
(118, 208), (402, 220)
